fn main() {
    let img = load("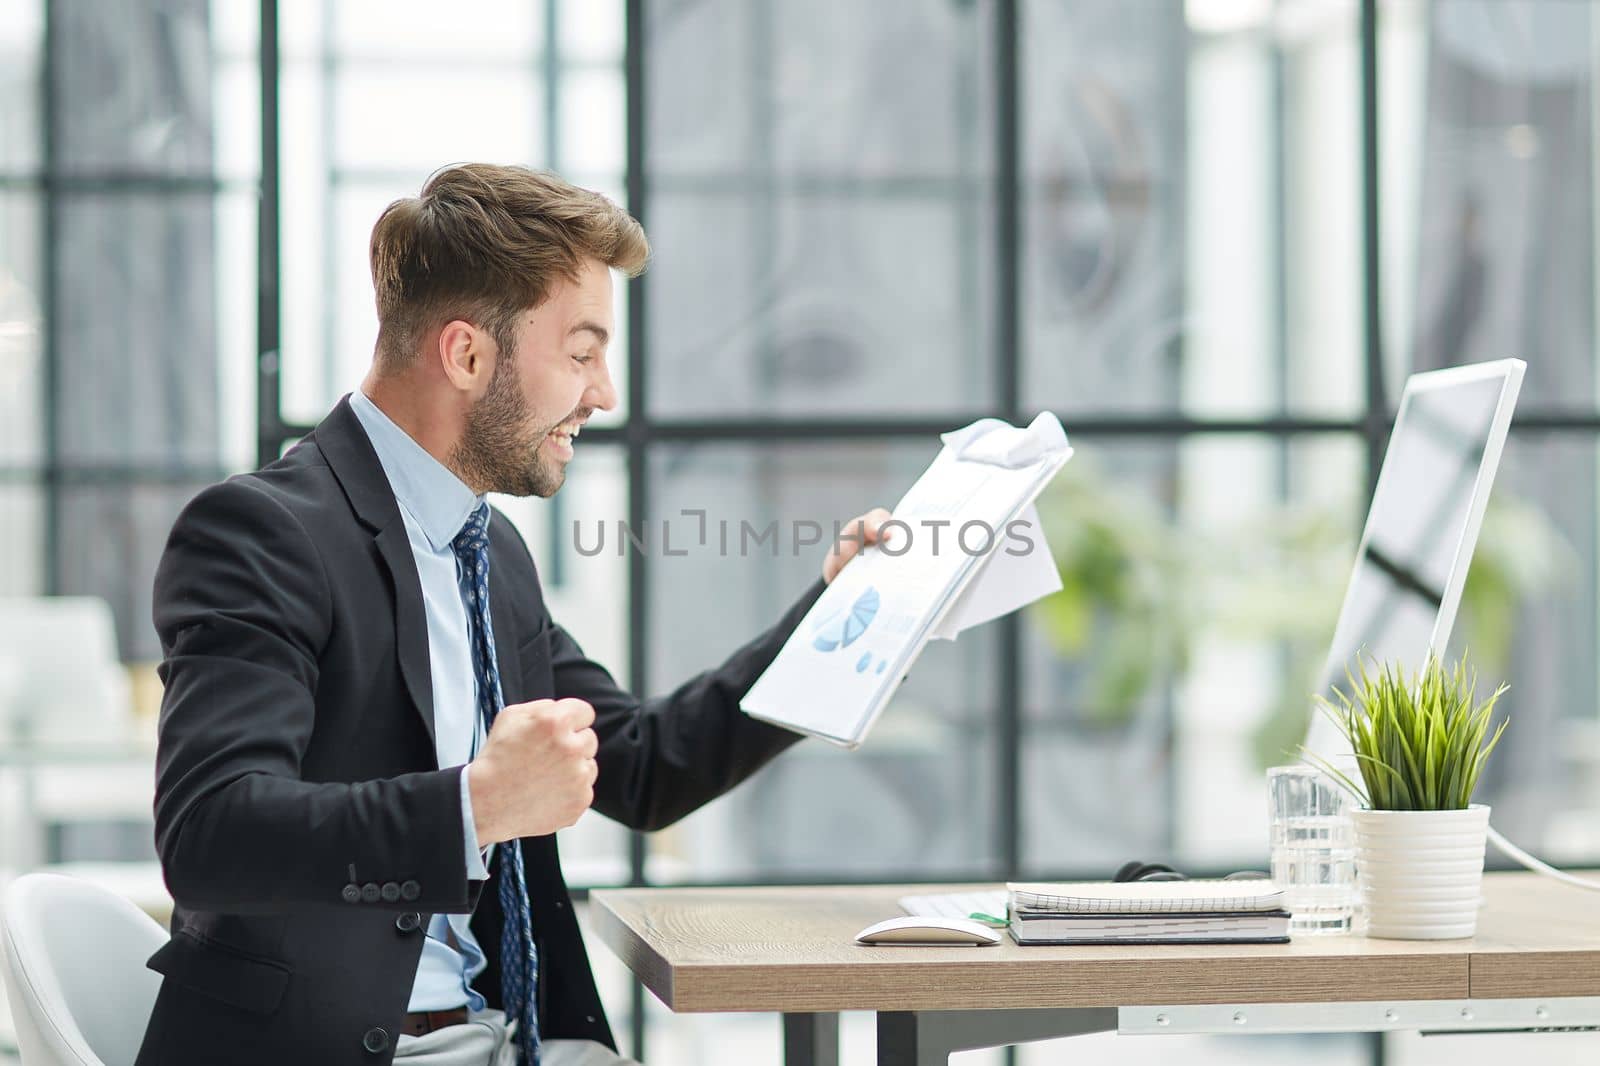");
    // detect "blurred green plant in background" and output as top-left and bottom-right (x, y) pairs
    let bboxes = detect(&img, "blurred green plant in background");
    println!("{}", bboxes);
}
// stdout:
(1028, 455), (1198, 726)
(1027, 454), (1576, 768)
